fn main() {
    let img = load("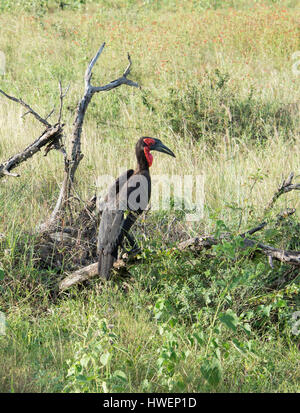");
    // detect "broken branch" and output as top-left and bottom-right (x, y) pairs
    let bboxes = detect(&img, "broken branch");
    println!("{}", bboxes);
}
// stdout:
(59, 256), (128, 292)
(265, 172), (300, 213)
(0, 124), (63, 179)
(0, 88), (51, 127)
